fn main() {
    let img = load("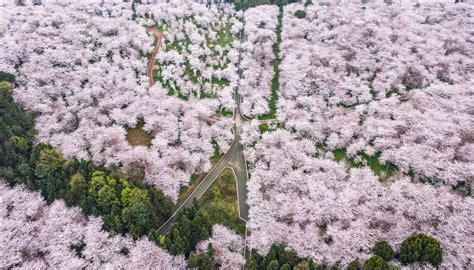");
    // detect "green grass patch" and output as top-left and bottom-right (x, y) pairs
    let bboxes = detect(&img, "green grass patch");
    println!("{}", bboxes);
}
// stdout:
(362, 153), (398, 179)
(154, 22), (168, 32)
(126, 123), (153, 147)
(216, 107), (233, 118)
(333, 148), (360, 168)
(332, 148), (398, 178)
(209, 22), (235, 47)
(332, 148), (359, 168)
(197, 168), (246, 235)
(259, 123), (270, 133)
(211, 77), (230, 87)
